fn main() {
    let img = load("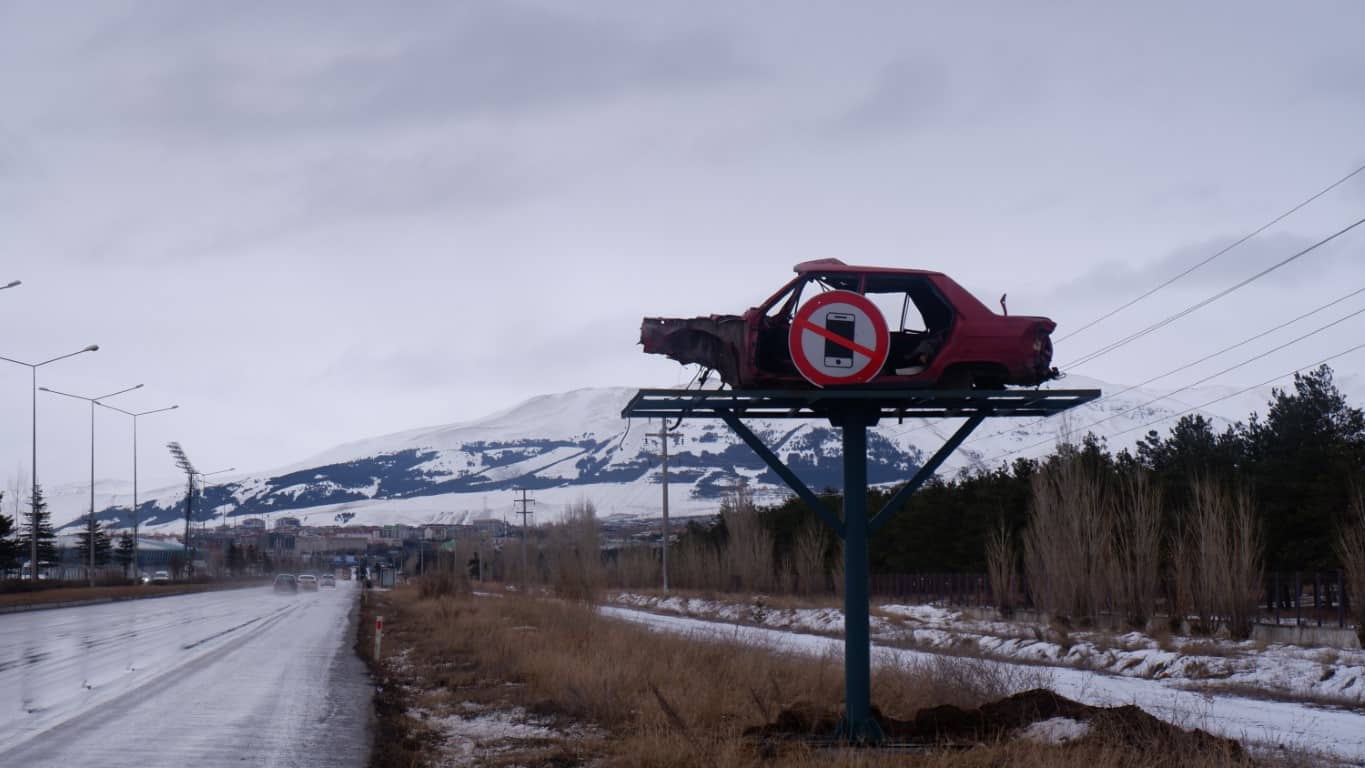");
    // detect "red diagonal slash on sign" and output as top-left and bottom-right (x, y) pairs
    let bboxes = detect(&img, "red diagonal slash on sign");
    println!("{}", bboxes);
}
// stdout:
(793, 317), (880, 359)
